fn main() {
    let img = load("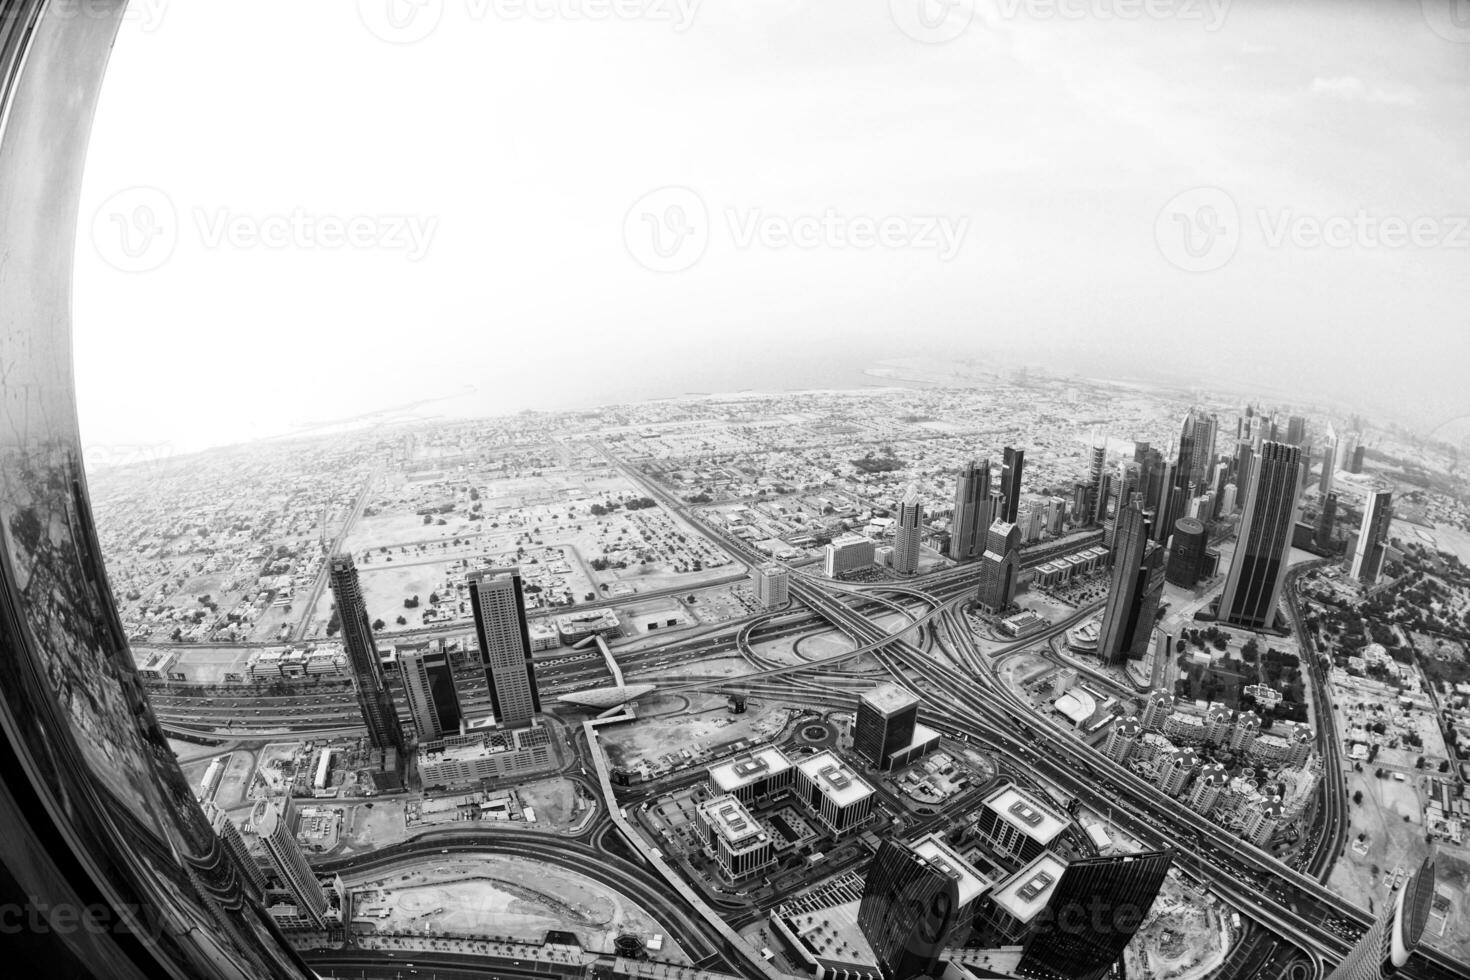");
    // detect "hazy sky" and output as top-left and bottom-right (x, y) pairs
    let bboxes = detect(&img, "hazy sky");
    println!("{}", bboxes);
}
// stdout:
(74, 1), (1470, 455)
